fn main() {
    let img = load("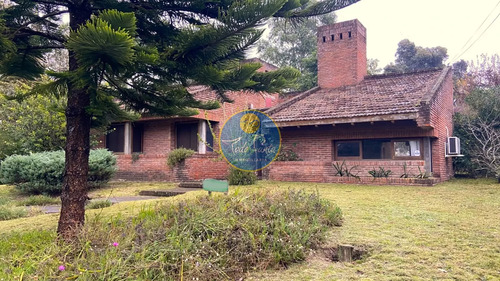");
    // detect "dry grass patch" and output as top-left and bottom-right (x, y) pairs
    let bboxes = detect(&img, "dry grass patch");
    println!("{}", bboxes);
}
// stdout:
(247, 179), (500, 280)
